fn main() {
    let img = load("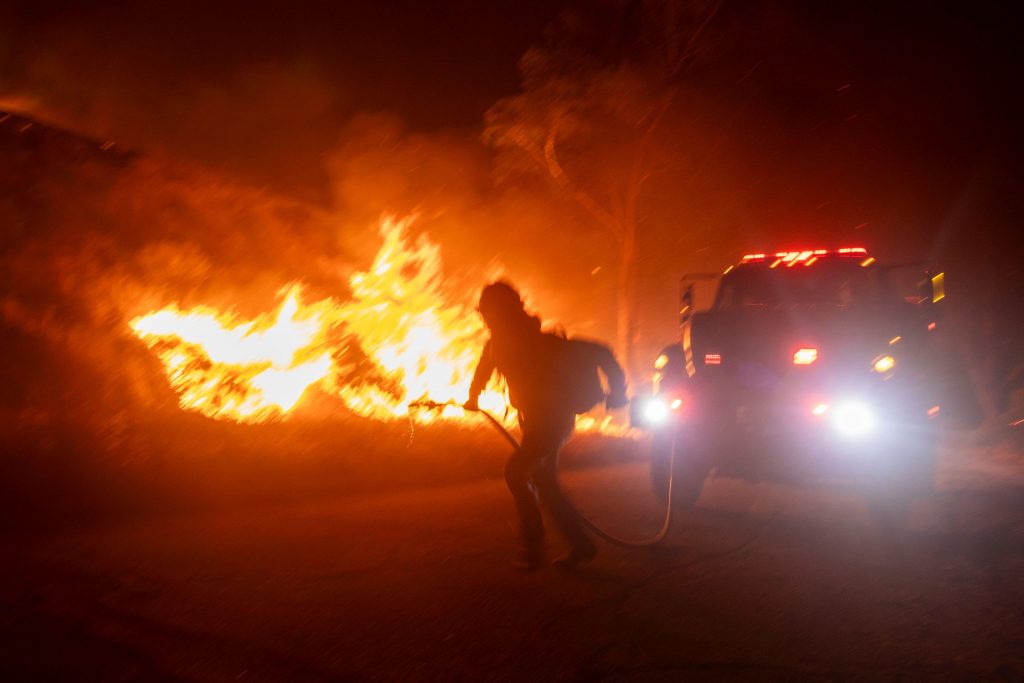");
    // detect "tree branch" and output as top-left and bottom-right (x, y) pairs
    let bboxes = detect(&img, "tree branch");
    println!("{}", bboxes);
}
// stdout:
(667, 0), (723, 76)
(542, 118), (624, 239)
